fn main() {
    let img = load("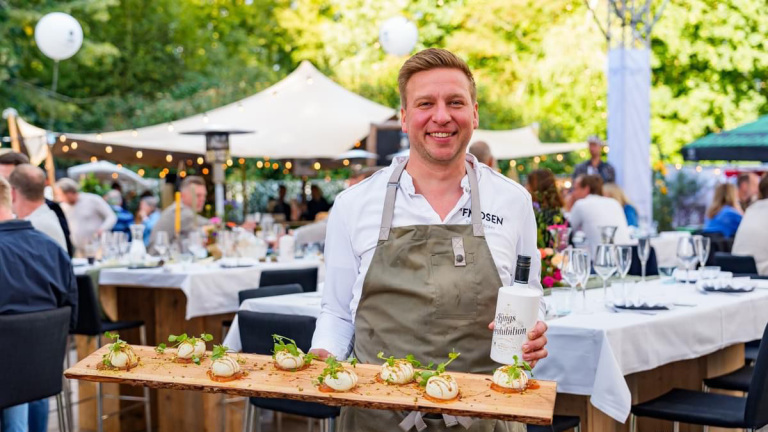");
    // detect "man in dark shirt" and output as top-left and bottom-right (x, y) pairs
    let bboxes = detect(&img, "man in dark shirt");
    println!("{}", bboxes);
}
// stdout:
(0, 151), (73, 256)
(0, 176), (78, 432)
(572, 135), (616, 183)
